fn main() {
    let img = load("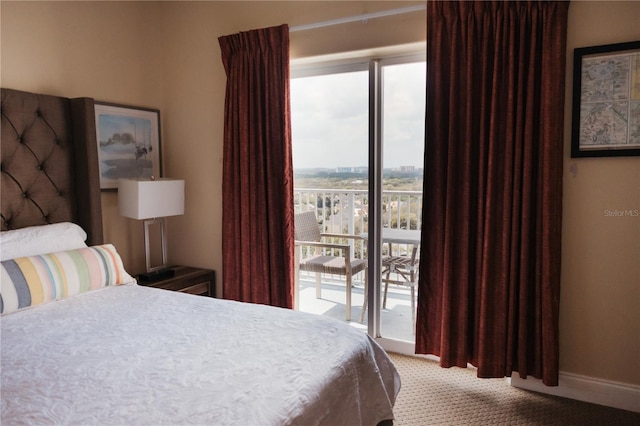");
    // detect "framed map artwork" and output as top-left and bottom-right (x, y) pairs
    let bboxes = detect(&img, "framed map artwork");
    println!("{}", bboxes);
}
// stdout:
(571, 40), (640, 157)
(95, 102), (162, 190)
